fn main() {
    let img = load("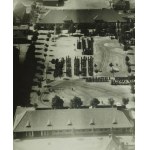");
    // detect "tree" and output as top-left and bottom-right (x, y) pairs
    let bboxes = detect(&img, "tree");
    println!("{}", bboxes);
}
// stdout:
(47, 32), (51, 38)
(32, 31), (39, 41)
(68, 24), (76, 35)
(122, 98), (129, 106)
(128, 74), (135, 81)
(94, 64), (97, 67)
(131, 84), (135, 94)
(33, 103), (38, 109)
(44, 48), (48, 52)
(132, 96), (135, 102)
(55, 25), (61, 35)
(32, 35), (38, 41)
(109, 63), (113, 68)
(37, 90), (41, 96)
(52, 95), (64, 109)
(128, 67), (132, 73)
(108, 98), (115, 107)
(126, 61), (131, 67)
(70, 96), (83, 108)
(44, 54), (47, 61)
(95, 69), (99, 73)
(109, 63), (115, 77)
(51, 59), (56, 64)
(90, 98), (100, 108)
(125, 56), (130, 62)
